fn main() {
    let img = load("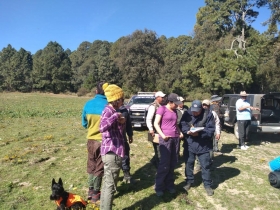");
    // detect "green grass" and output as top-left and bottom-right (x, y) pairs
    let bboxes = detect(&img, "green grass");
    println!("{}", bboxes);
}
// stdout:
(1, 92), (280, 210)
